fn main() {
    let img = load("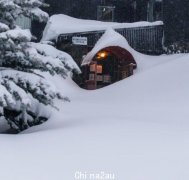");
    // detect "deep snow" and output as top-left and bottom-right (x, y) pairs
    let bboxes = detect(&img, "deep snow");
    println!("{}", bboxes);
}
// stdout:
(0, 50), (189, 180)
